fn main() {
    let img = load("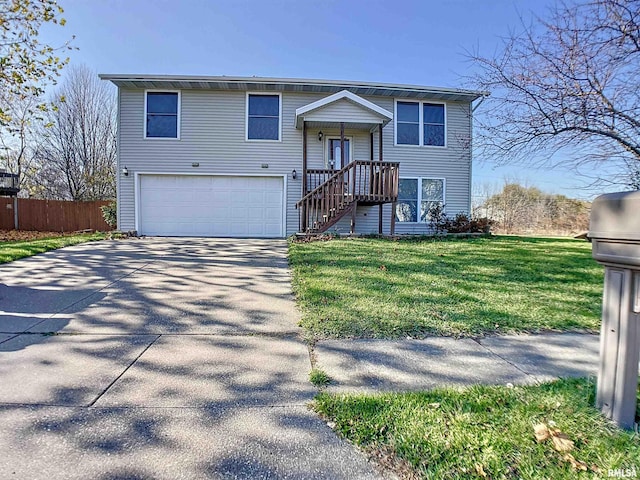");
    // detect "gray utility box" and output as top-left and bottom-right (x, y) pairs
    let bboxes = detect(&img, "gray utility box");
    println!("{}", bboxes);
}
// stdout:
(589, 191), (640, 429)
